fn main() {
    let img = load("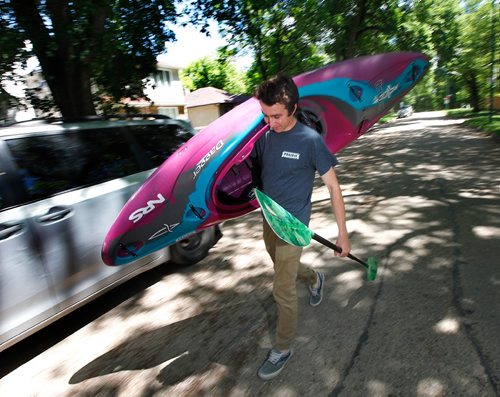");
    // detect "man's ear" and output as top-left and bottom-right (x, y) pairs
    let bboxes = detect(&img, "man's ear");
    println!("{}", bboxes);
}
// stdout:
(291, 104), (298, 116)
